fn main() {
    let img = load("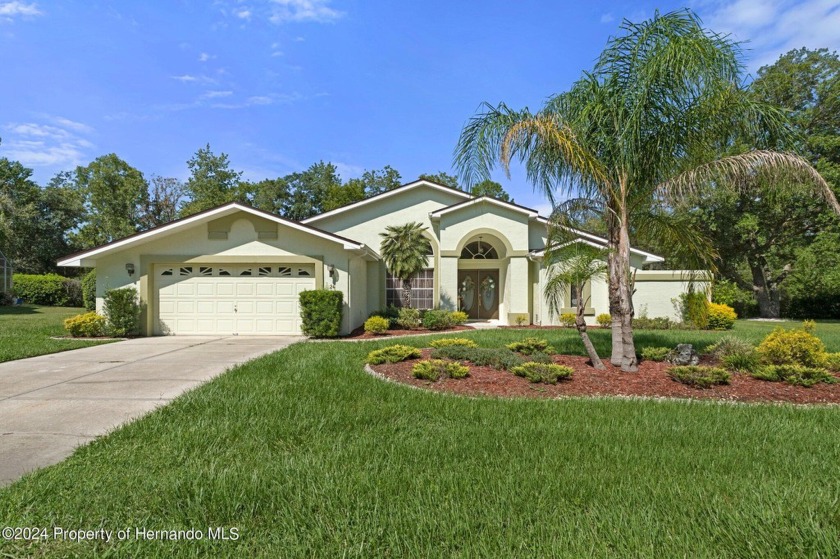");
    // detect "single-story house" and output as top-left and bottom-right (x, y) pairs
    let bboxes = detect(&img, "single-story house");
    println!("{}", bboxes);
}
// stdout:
(58, 179), (706, 336)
